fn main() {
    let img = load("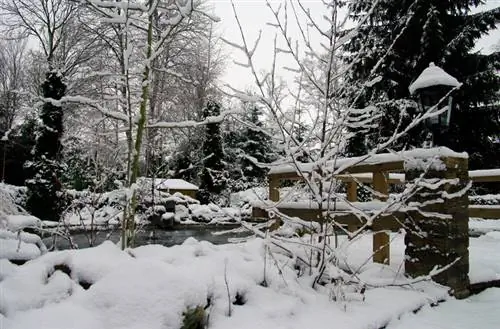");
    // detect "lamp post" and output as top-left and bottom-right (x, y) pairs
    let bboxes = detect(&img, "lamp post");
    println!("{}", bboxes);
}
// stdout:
(409, 62), (461, 147)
